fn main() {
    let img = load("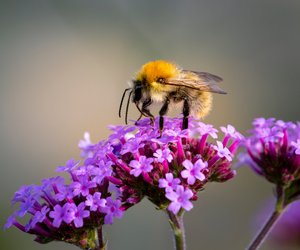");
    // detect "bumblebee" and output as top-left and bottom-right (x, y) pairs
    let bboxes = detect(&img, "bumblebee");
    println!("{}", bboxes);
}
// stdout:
(119, 60), (226, 135)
